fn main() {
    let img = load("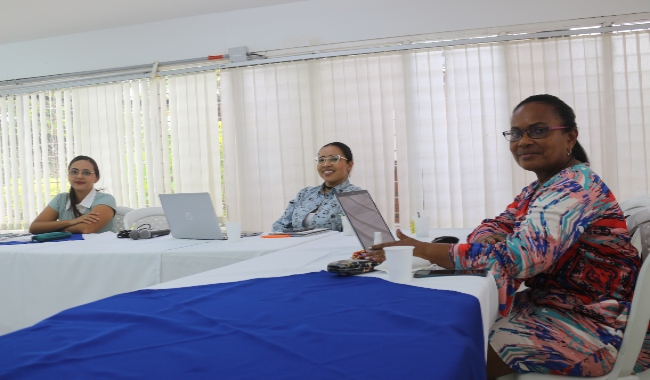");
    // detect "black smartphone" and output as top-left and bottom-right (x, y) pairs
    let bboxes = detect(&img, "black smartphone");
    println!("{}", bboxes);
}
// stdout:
(327, 259), (377, 275)
(413, 269), (488, 278)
